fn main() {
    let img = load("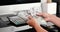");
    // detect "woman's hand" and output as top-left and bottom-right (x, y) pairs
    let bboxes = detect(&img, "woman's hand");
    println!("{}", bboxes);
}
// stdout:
(37, 13), (58, 22)
(27, 16), (39, 27)
(37, 13), (60, 27)
(27, 16), (48, 32)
